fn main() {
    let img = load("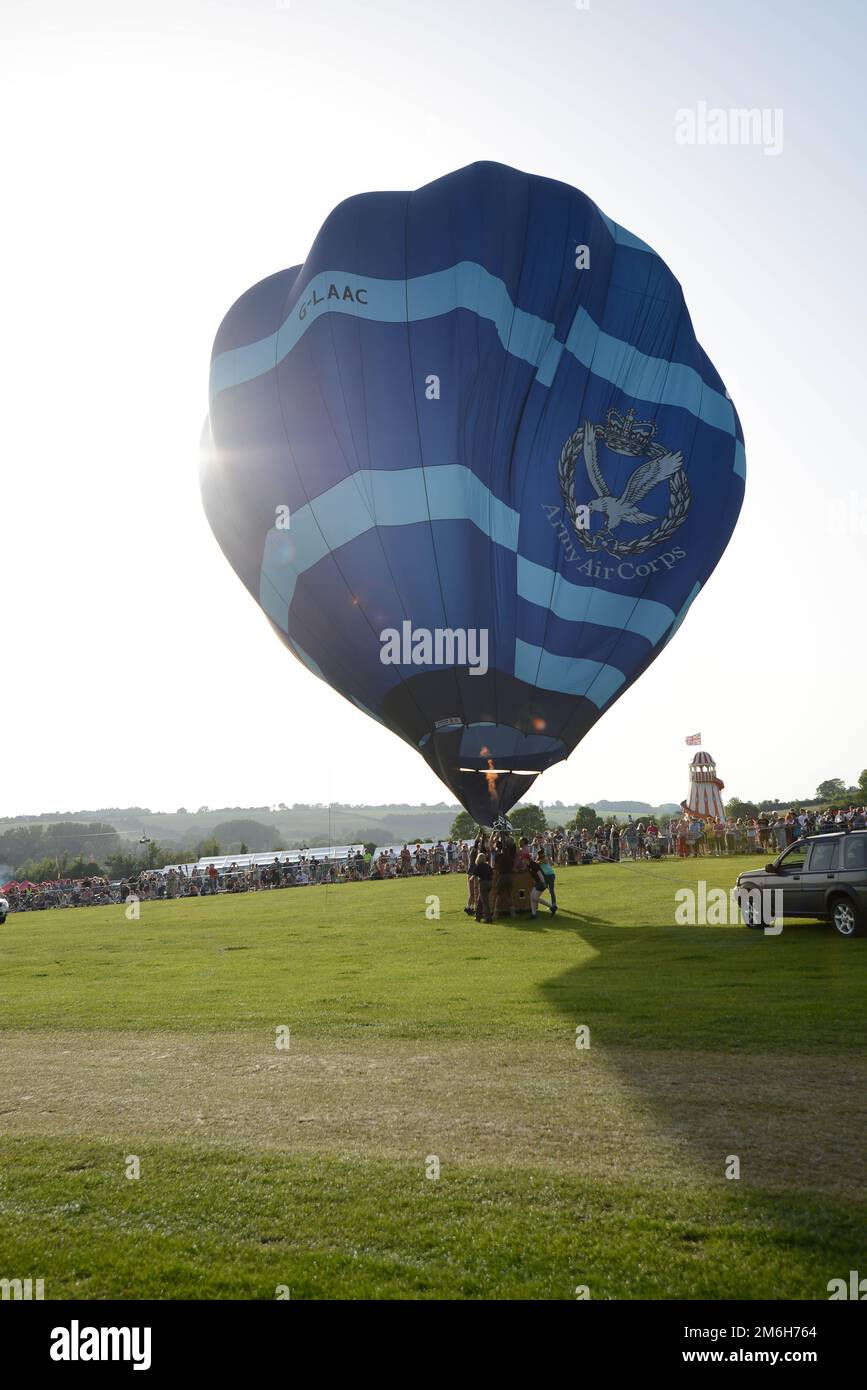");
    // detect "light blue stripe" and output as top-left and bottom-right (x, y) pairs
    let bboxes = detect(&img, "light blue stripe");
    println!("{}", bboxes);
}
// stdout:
(599, 211), (656, 255)
(209, 261), (740, 456)
(349, 694), (387, 726)
(260, 462), (694, 672)
(660, 580), (702, 649)
(210, 264), (557, 401)
(287, 636), (325, 680)
(259, 464), (520, 625)
(543, 306), (736, 436)
(517, 555), (675, 644)
(282, 629), (387, 726)
(514, 639), (625, 708)
(734, 439), (746, 479)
